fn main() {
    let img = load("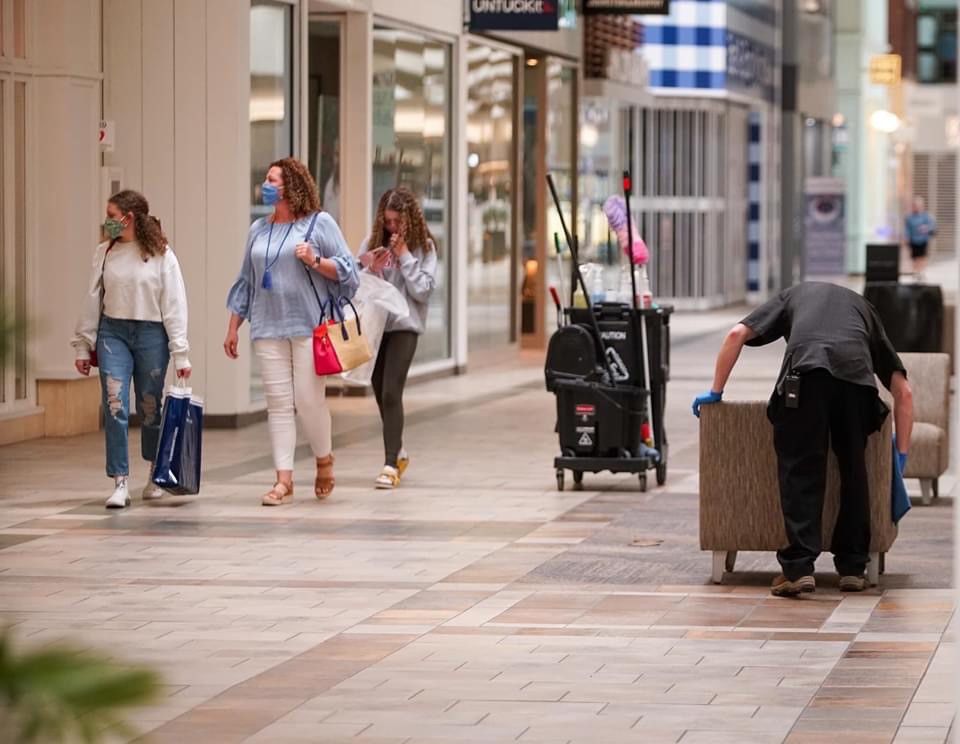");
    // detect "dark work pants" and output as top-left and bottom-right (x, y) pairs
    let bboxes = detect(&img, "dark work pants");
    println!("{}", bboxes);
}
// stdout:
(768, 370), (876, 580)
(371, 331), (418, 468)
